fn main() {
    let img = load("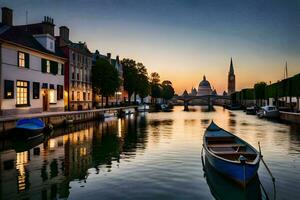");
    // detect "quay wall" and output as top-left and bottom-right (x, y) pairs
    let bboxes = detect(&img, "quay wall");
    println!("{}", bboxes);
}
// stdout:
(280, 111), (300, 124)
(0, 106), (138, 134)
